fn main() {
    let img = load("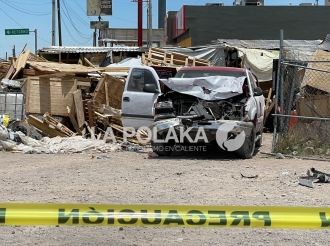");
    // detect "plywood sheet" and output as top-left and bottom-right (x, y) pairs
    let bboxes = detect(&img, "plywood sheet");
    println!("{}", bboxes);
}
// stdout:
(73, 89), (85, 128)
(12, 50), (31, 79)
(301, 50), (330, 93)
(26, 76), (77, 116)
(296, 95), (330, 118)
(27, 61), (100, 74)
